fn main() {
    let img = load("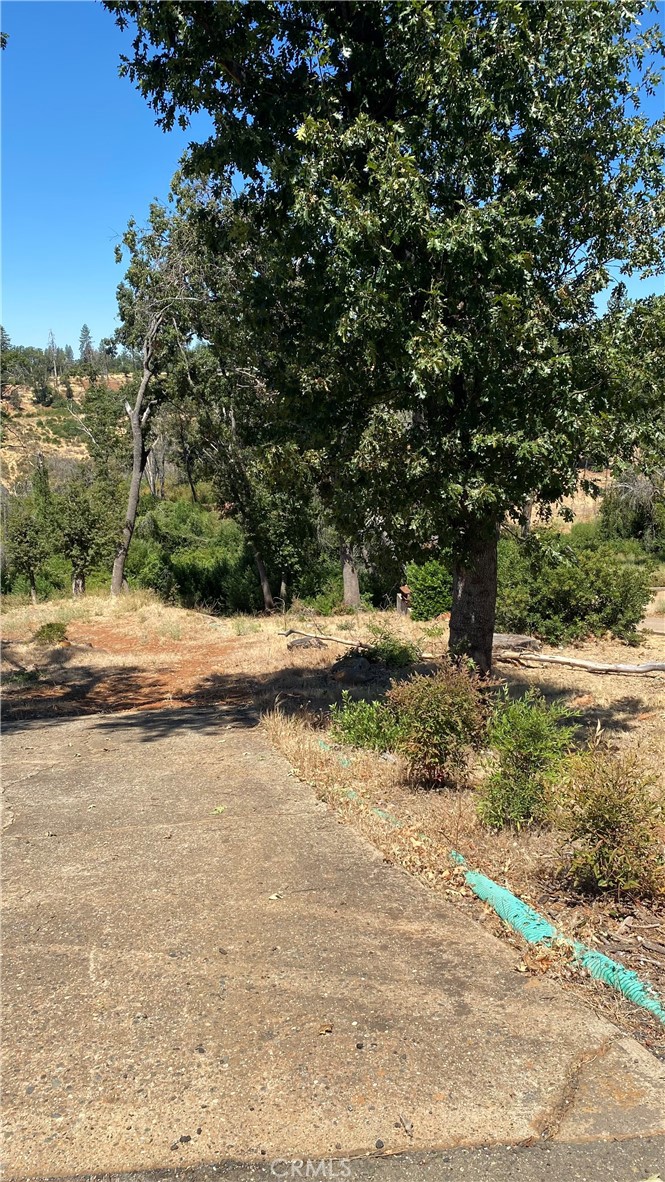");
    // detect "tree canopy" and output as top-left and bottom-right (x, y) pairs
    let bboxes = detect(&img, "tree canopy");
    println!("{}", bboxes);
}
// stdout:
(103, 0), (664, 668)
